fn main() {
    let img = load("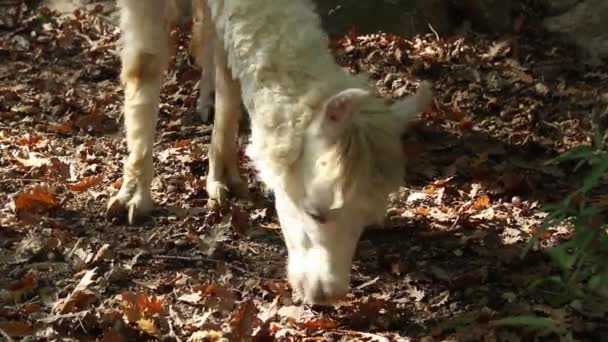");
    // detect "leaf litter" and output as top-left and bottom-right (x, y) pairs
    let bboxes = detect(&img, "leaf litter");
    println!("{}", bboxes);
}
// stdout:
(0, 1), (607, 341)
